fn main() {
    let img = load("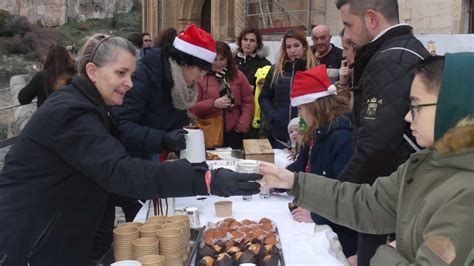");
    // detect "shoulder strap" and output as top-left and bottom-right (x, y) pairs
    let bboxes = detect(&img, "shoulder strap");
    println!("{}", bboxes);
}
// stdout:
(382, 46), (424, 153)
(381, 47), (425, 60)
